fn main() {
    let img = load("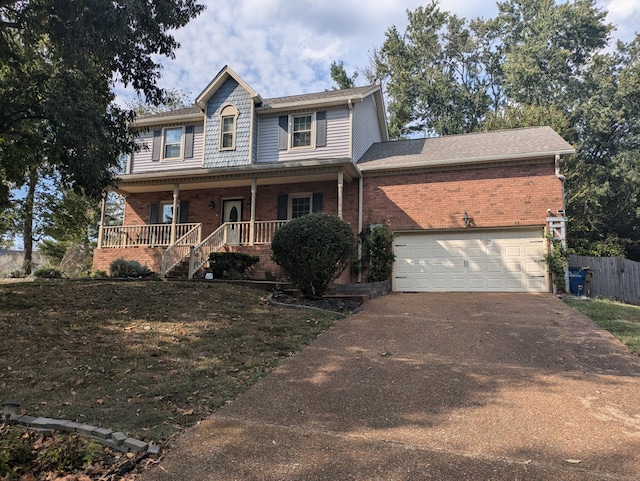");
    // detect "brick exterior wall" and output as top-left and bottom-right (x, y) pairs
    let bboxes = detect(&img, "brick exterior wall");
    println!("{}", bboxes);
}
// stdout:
(361, 161), (562, 231)
(97, 159), (562, 283)
(93, 247), (163, 276)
